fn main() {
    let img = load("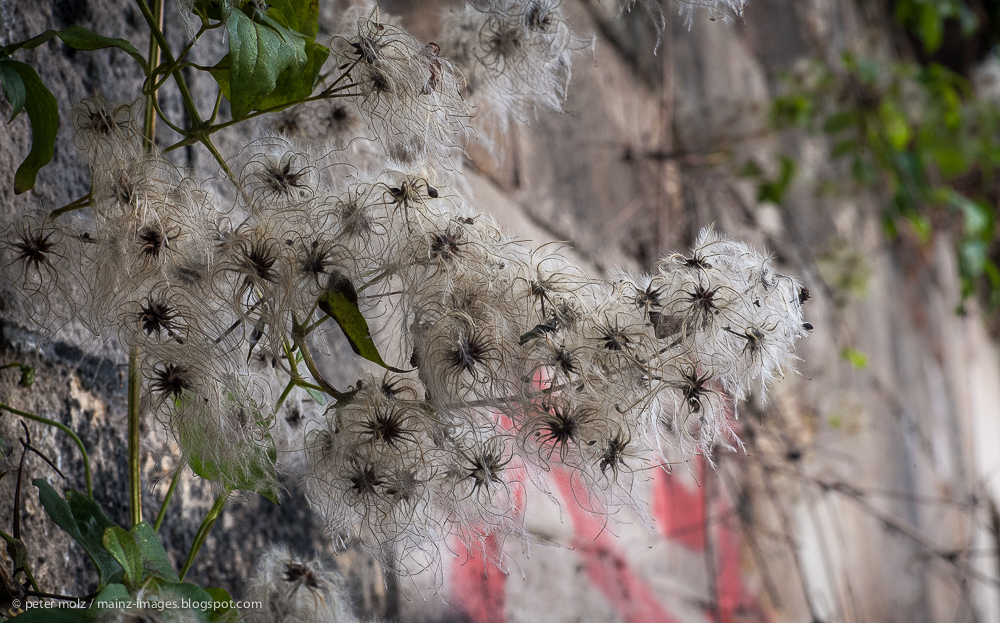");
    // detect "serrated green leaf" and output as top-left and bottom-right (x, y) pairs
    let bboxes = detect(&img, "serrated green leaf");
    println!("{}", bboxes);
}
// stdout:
(318, 274), (406, 372)
(103, 526), (143, 589)
(0, 60), (58, 194)
(34, 480), (124, 586)
(130, 522), (180, 583)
